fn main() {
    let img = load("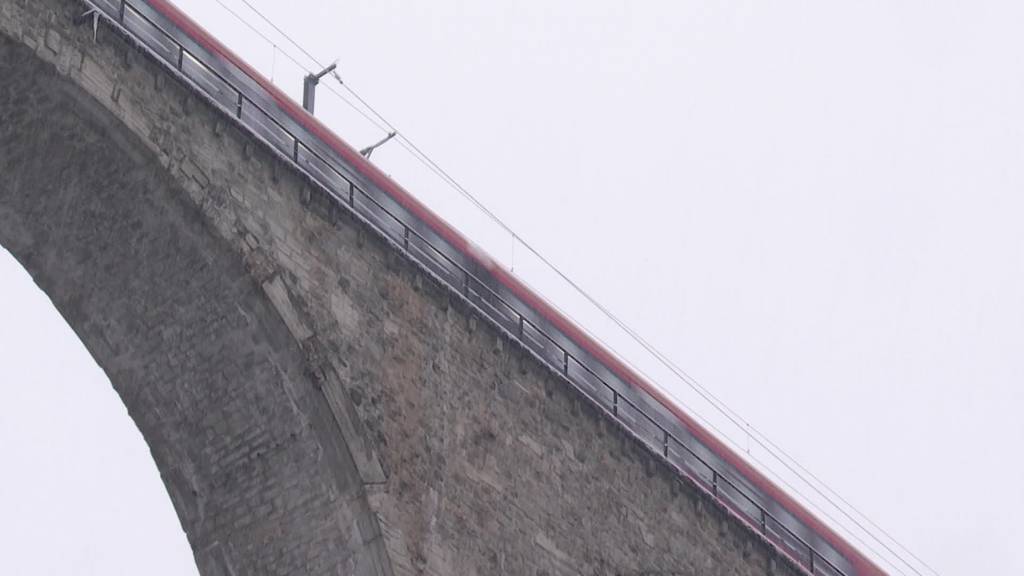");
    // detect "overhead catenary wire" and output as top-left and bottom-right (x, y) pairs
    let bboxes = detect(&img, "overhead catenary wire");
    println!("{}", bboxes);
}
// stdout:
(205, 3), (939, 575)
(212, 1), (934, 573)
(211, 0), (393, 134)
(744, 451), (915, 576)
(496, 268), (919, 576)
